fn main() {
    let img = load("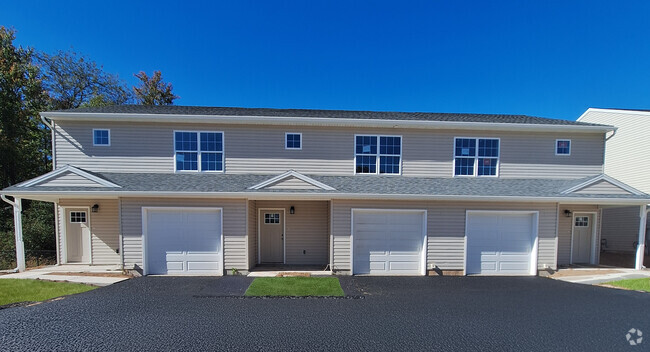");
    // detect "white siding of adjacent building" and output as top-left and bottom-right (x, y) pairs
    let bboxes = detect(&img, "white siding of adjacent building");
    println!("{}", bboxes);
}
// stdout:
(579, 109), (650, 193)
